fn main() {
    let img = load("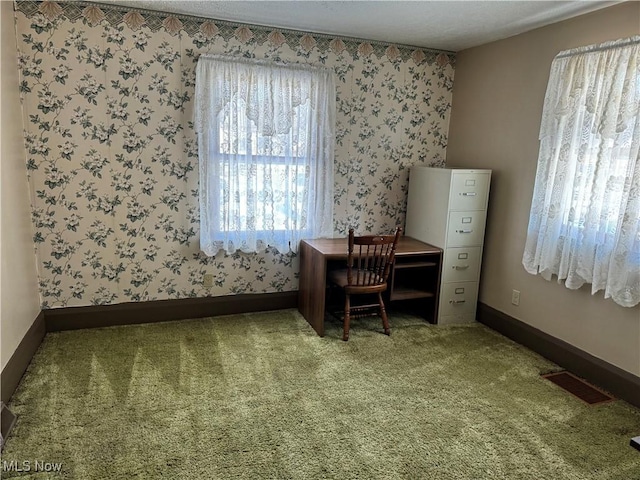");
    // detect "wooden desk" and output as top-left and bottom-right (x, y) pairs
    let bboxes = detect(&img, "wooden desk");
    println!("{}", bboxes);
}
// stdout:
(298, 236), (442, 336)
